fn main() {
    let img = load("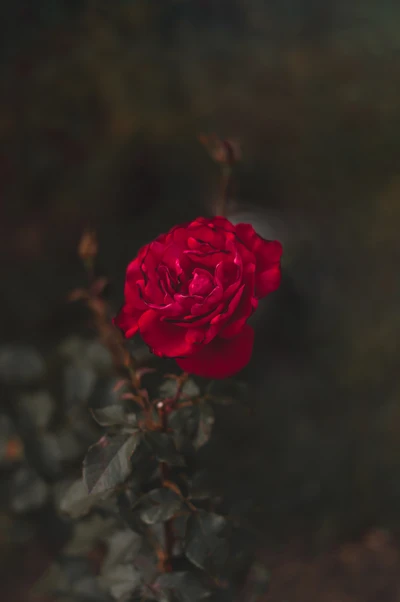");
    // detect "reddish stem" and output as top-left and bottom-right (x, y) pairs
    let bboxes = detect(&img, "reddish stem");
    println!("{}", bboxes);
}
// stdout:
(158, 376), (187, 572)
